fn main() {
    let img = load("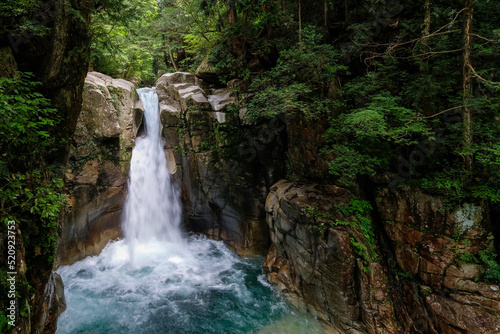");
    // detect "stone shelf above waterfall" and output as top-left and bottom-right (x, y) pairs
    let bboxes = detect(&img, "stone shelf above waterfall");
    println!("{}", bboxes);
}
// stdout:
(156, 72), (241, 125)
